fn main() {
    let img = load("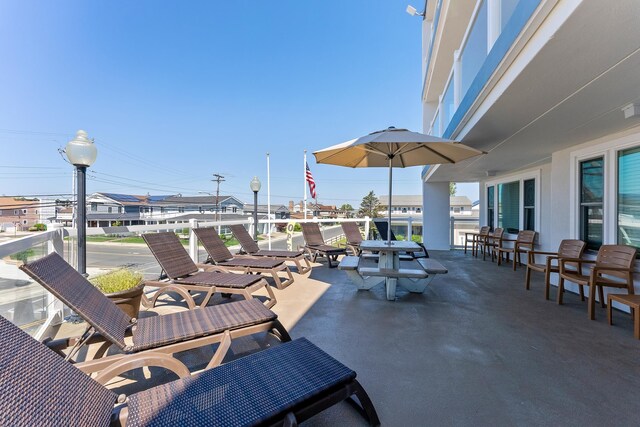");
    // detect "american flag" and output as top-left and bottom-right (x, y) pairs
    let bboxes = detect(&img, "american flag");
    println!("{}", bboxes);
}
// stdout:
(305, 162), (316, 199)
